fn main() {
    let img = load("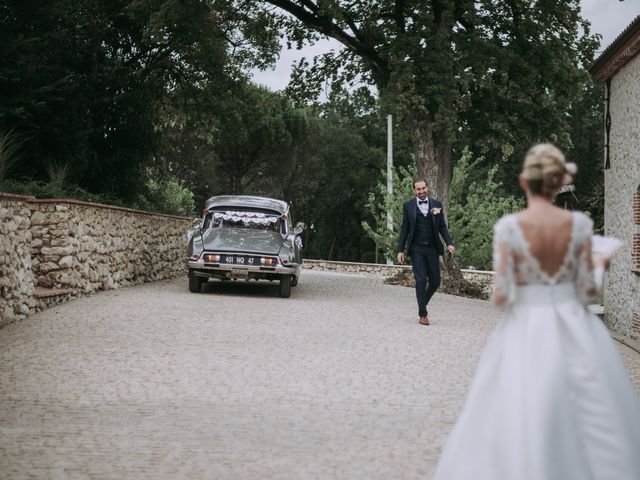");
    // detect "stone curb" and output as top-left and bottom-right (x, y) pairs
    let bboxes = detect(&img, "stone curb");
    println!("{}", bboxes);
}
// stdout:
(302, 258), (494, 279)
